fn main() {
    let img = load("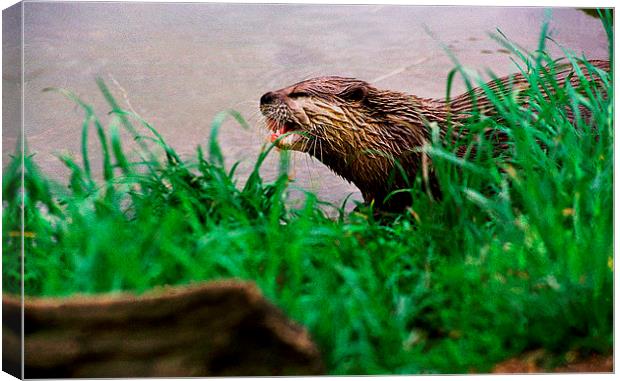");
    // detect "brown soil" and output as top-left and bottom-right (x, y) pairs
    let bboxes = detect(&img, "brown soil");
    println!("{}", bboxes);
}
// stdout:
(3, 280), (324, 377)
(492, 349), (613, 374)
